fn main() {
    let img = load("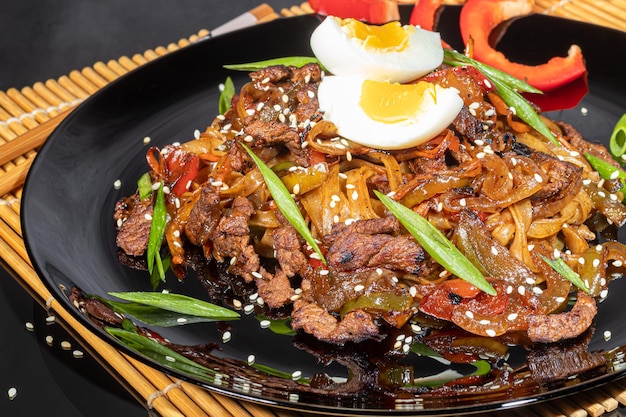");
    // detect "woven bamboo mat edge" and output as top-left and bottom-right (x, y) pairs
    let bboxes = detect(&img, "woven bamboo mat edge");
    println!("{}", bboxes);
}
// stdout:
(1, 1), (626, 416)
